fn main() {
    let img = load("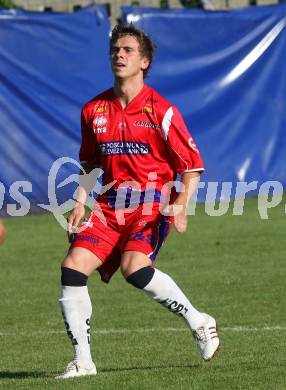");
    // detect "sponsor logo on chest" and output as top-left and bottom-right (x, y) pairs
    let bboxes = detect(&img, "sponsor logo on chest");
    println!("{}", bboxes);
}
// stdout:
(99, 141), (150, 156)
(93, 115), (107, 134)
(133, 120), (160, 130)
